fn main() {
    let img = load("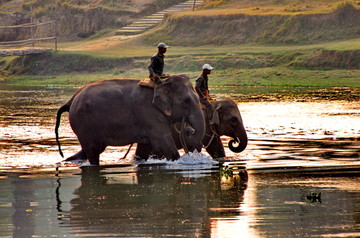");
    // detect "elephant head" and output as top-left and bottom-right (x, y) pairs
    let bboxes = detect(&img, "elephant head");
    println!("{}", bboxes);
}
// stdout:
(211, 100), (248, 153)
(202, 100), (247, 159)
(153, 75), (205, 152)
